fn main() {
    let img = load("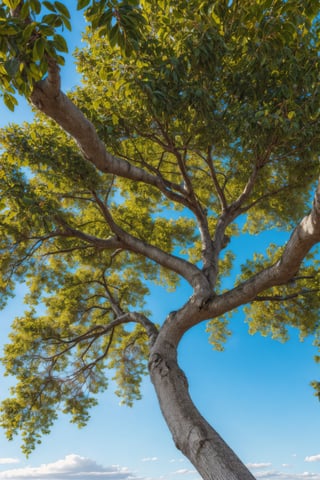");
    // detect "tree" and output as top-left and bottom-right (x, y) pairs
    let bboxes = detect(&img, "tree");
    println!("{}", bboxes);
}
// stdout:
(0, 0), (319, 479)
